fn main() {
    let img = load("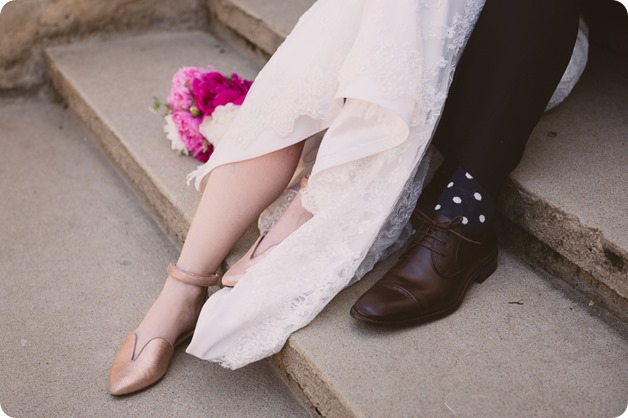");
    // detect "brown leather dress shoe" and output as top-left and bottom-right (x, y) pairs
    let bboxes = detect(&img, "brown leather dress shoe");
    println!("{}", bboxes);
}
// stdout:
(350, 212), (498, 326)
